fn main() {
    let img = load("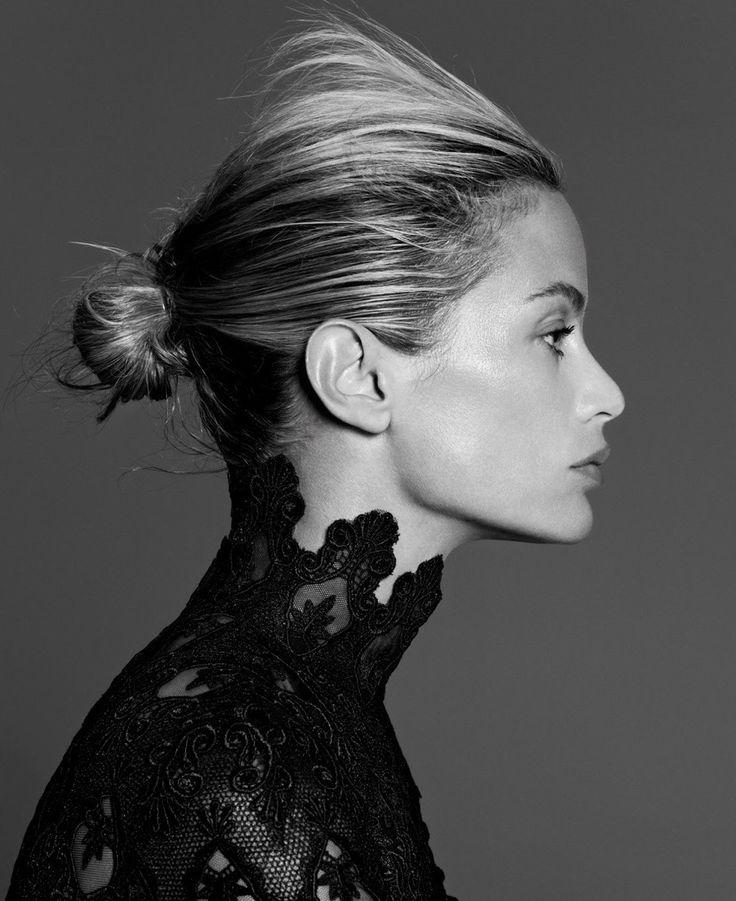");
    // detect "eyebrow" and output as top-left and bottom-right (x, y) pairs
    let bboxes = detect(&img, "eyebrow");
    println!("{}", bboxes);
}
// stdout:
(524, 281), (587, 317)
